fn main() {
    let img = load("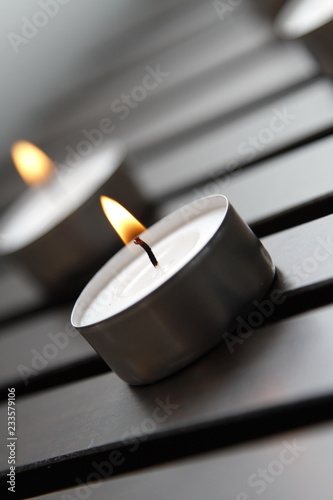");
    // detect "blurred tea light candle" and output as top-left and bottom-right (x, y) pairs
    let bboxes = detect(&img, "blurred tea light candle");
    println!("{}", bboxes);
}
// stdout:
(2, 141), (114, 248)
(274, 0), (333, 76)
(72, 194), (275, 385)
(0, 140), (146, 294)
(275, 0), (333, 38)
